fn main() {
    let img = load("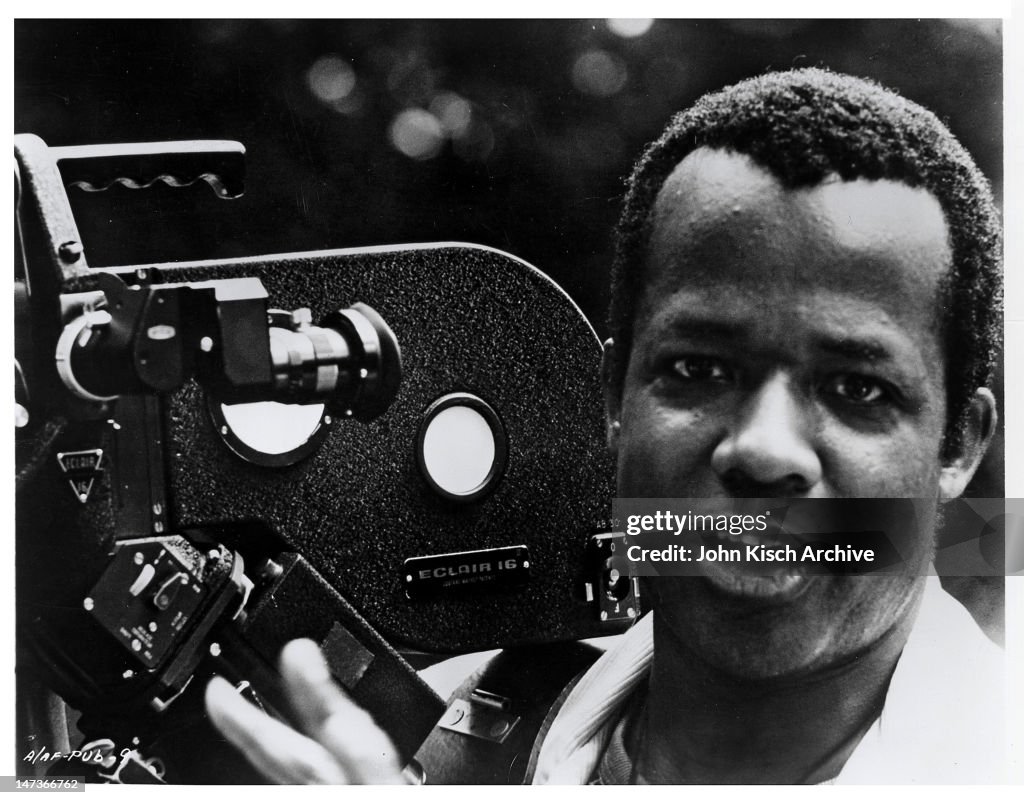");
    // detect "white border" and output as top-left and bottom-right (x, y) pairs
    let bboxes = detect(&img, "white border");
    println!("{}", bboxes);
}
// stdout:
(5, 7), (1021, 801)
